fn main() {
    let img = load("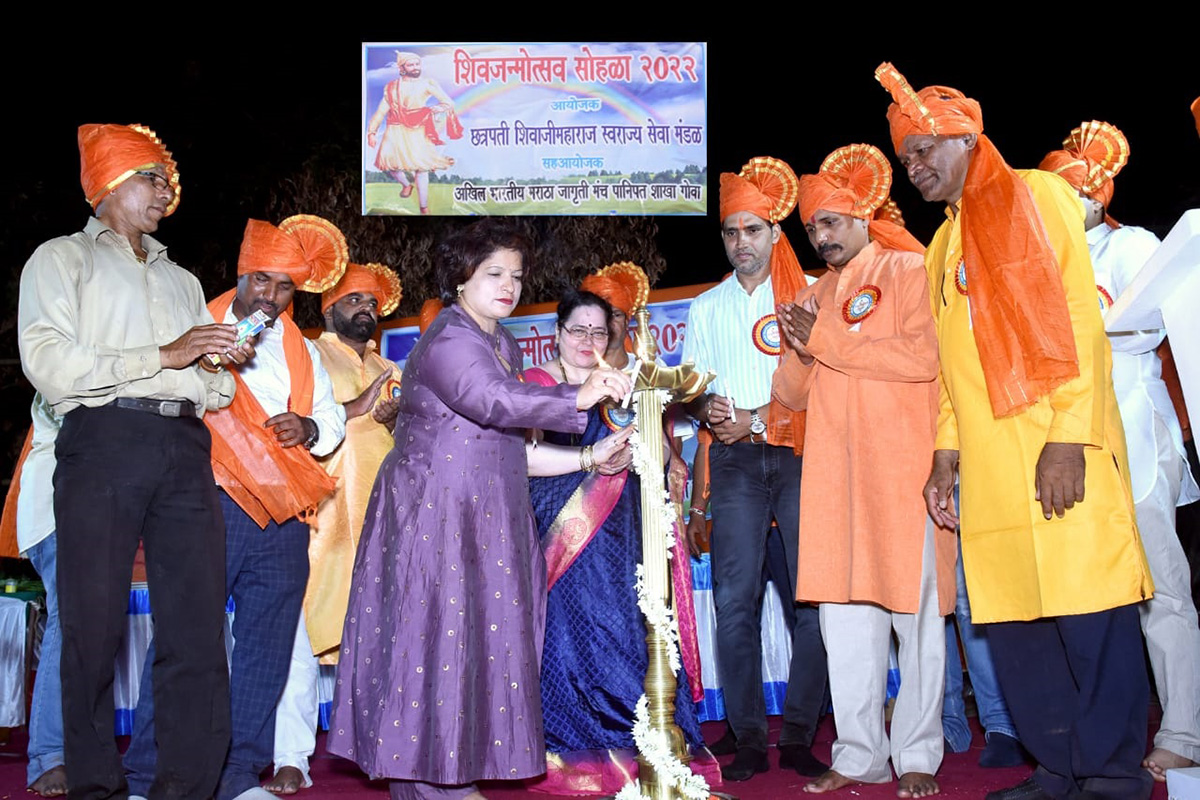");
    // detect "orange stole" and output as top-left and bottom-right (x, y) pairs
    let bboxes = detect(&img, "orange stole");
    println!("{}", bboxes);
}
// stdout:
(205, 290), (336, 528)
(0, 427), (33, 558)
